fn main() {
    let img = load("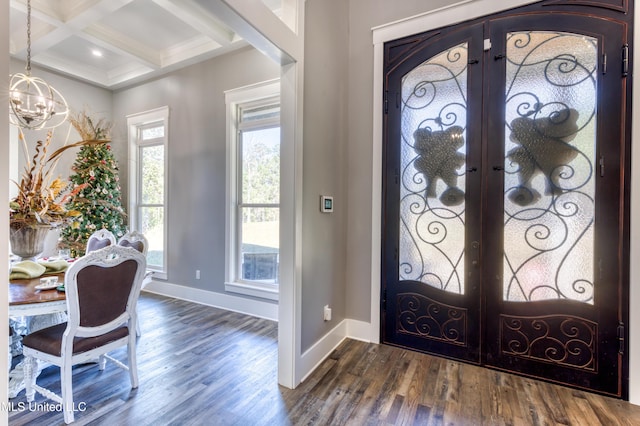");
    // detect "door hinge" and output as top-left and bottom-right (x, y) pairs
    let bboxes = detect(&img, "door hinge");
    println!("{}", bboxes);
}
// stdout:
(599, 156), (605, 177)
(384, 90), (388, 114)
(622, 44), (629, 77)
(383, 289), (387, 310)
(602, 53), (607, 75)
(394, 168), (399, 184)
(618, 322), (625, 354)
